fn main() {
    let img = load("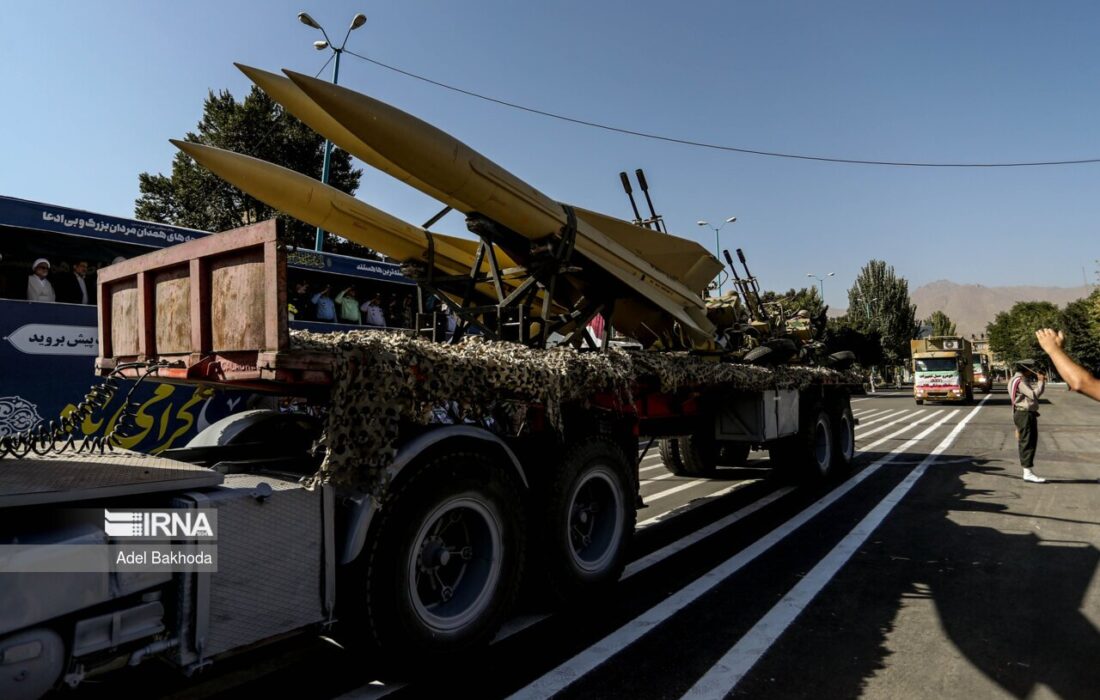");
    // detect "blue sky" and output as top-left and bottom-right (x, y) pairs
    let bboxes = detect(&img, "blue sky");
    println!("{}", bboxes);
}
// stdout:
(3, 1), (1099, 309)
